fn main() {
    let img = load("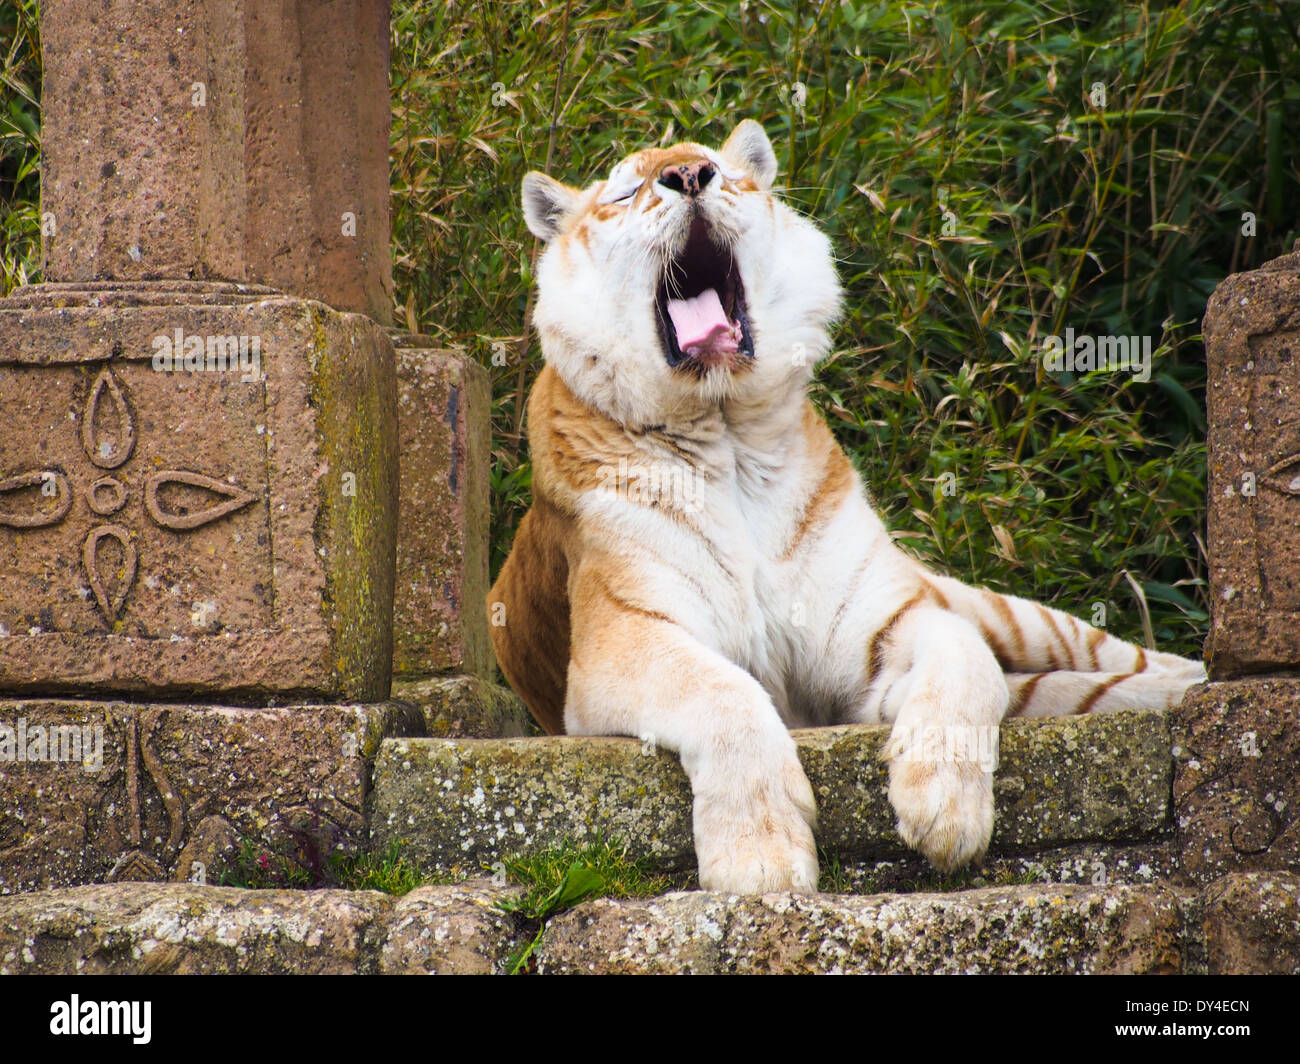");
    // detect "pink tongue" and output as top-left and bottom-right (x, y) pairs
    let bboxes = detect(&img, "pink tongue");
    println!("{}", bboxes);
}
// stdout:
(666, 288), (739, 355)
